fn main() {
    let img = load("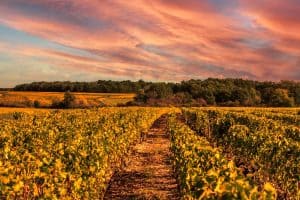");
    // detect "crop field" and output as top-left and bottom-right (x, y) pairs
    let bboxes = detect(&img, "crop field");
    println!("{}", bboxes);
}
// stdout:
(0, 91), (135, 107)
(178, 108), (300, 199)
(0, 107), (299, 199)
